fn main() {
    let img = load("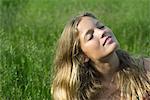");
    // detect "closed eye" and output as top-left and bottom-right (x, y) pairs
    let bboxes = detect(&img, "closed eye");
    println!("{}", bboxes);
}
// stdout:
(96, 21), (105, 29)
(97, 25), (105, 29)
(86, 30), (94, 41)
